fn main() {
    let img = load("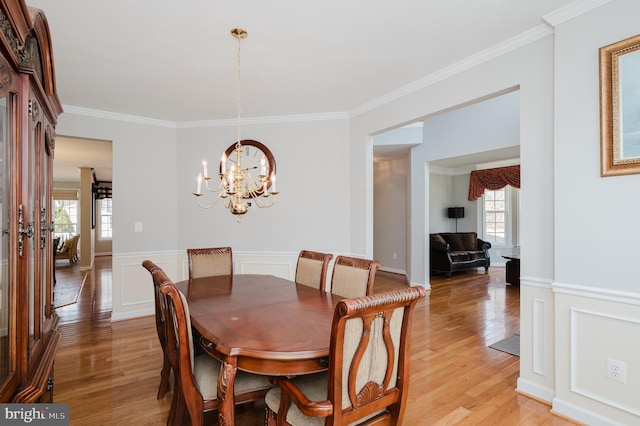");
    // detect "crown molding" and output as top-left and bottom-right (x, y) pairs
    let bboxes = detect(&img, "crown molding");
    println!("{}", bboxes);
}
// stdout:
(349, 24), (554, 118)
(175, 111), (349, 129)
(351, 0), (613, 118)
(543, 0), (612, 27)
(63, 0), (611, 129)
(62, 105), (178, 128)
(62, 105), (348, 129)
